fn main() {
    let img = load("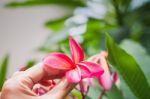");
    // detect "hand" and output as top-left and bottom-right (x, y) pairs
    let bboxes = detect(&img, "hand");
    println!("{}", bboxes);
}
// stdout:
(0, 63), (76, 99)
